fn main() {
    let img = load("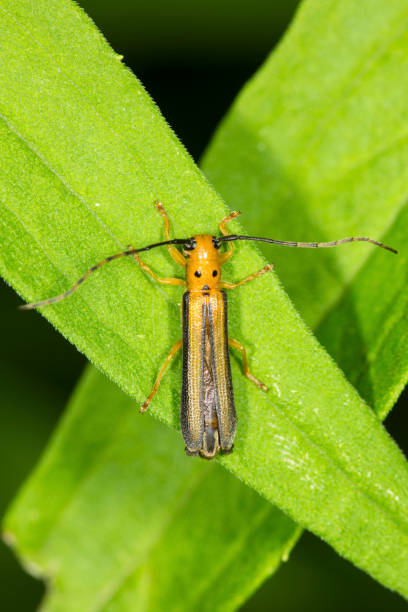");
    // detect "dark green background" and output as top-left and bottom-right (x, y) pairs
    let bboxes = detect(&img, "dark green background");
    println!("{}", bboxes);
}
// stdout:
(1, 1), (407, 610)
